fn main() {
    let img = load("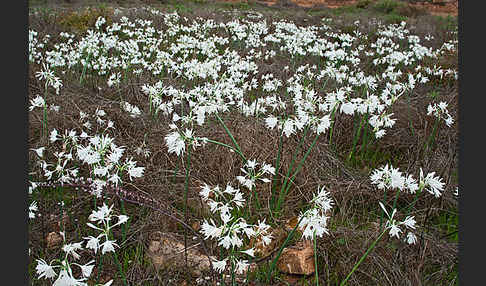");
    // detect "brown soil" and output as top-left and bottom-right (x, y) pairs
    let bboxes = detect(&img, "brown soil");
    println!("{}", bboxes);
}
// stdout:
(224, 0), (458, 17)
